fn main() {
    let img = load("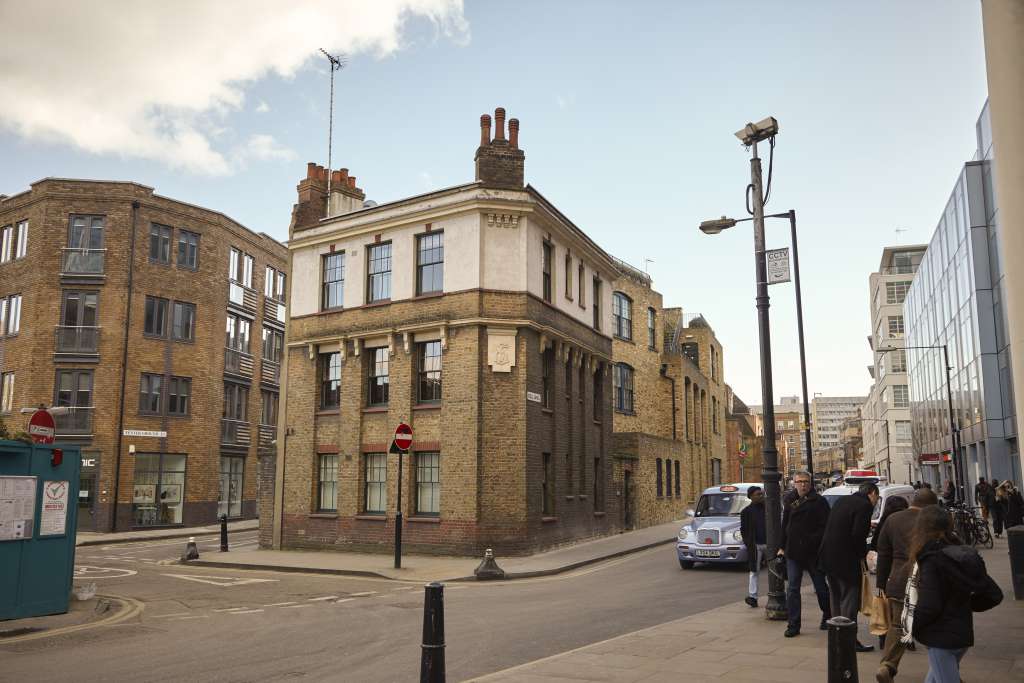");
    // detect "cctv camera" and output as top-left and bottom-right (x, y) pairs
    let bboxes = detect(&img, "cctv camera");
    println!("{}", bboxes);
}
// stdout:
(735, 116), (779, 146)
